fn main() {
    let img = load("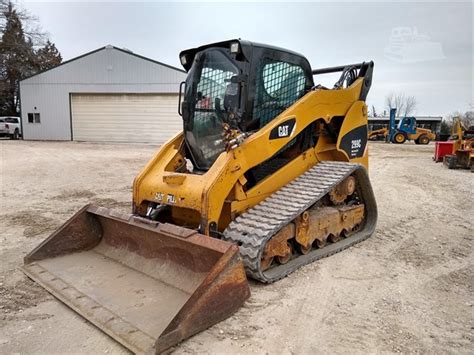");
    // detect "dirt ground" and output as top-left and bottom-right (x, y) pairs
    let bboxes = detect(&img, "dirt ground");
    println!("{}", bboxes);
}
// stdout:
(0, 140), (472, 354)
